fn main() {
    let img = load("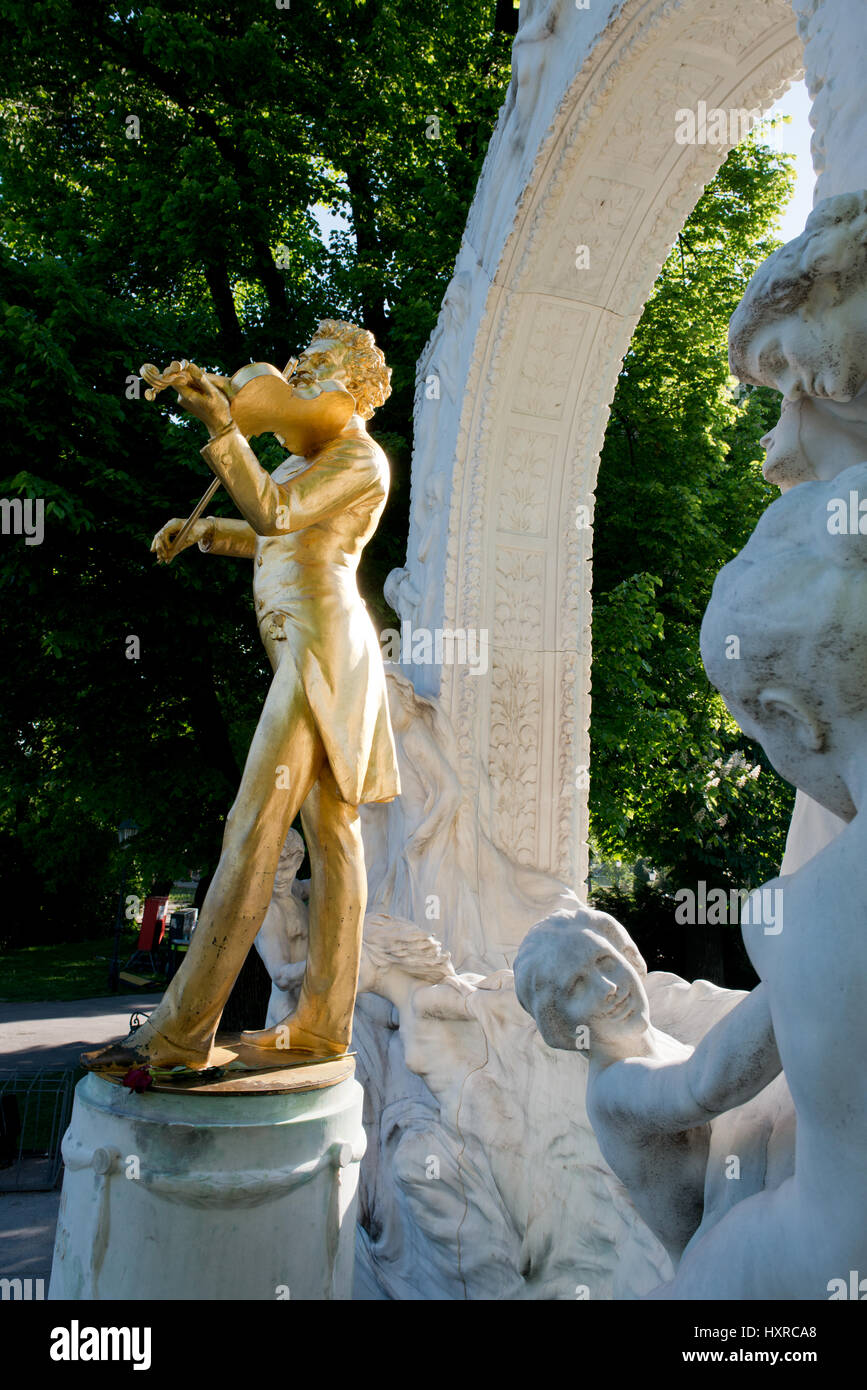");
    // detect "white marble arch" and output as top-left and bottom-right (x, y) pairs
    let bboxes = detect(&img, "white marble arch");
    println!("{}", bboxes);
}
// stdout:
(398, 0), (805, 888)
